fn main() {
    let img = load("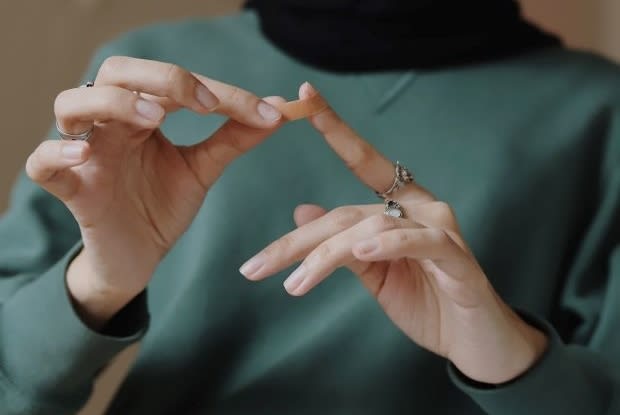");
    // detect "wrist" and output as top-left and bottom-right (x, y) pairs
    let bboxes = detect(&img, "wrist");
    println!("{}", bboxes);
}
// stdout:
(495, 307), (549, 383)
(66, 250), (143, 330)
(507, 318), (549, 381)
(456, 311), (549, 385)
